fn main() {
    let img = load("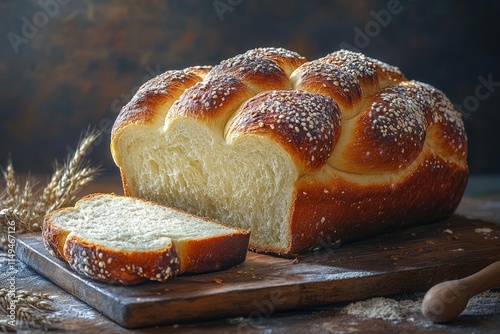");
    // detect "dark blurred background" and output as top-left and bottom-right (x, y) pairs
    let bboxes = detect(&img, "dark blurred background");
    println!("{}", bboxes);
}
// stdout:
(1, 0), (499, 176)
